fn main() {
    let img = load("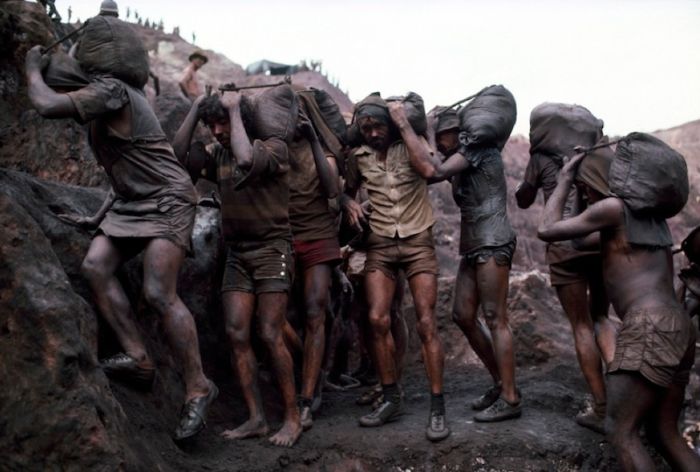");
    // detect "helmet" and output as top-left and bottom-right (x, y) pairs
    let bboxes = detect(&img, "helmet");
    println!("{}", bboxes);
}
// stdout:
(99, 0), (119, 17)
